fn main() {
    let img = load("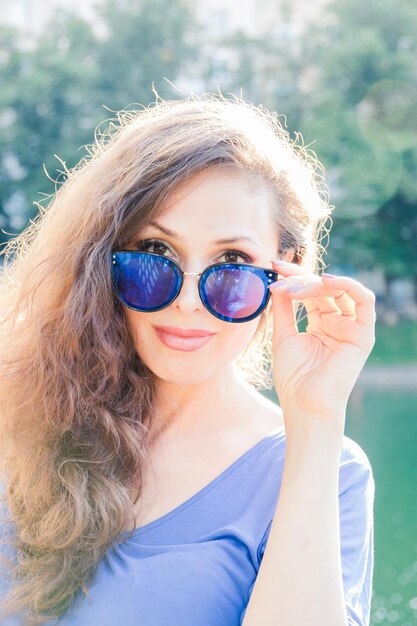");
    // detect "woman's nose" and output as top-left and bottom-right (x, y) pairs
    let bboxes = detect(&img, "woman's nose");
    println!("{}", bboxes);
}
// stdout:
(172, 271), (204, 315)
